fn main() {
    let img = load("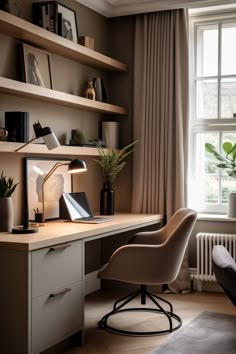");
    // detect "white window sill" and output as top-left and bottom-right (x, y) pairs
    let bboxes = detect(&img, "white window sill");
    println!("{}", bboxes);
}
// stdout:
(198, 213), (236, 222)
